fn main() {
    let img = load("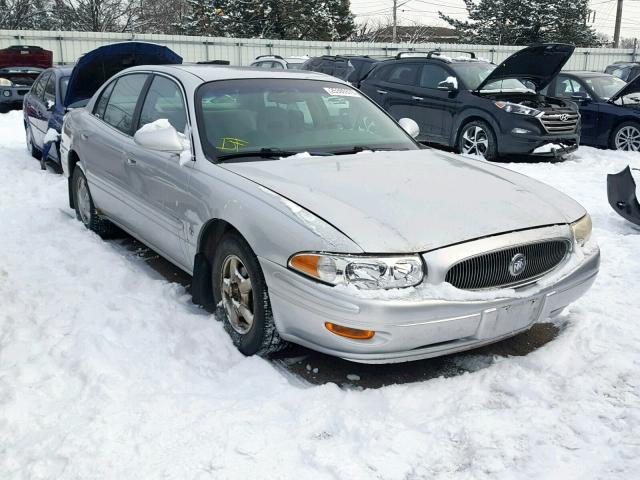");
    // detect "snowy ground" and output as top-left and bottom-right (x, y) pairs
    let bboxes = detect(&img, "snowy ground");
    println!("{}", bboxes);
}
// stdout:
(1, 108), (640, 479)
